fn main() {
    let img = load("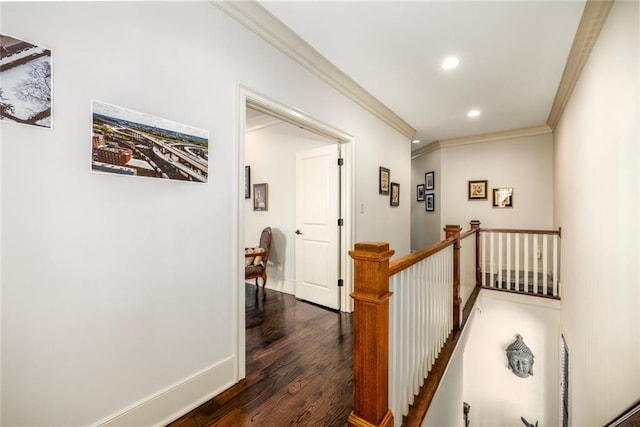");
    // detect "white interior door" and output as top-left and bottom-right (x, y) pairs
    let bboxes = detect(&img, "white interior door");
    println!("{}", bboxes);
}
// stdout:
(295, 144), (340, 310)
